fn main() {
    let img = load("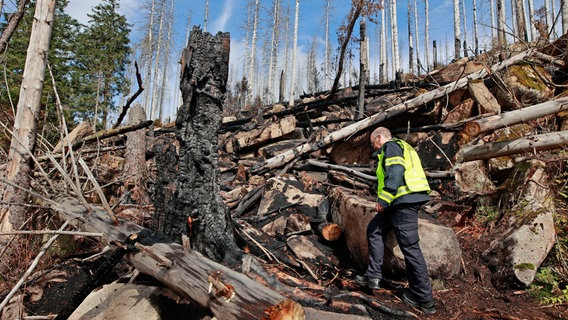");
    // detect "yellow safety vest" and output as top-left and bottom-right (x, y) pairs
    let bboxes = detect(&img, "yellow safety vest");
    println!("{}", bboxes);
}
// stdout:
(376, 138), (430, 205)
